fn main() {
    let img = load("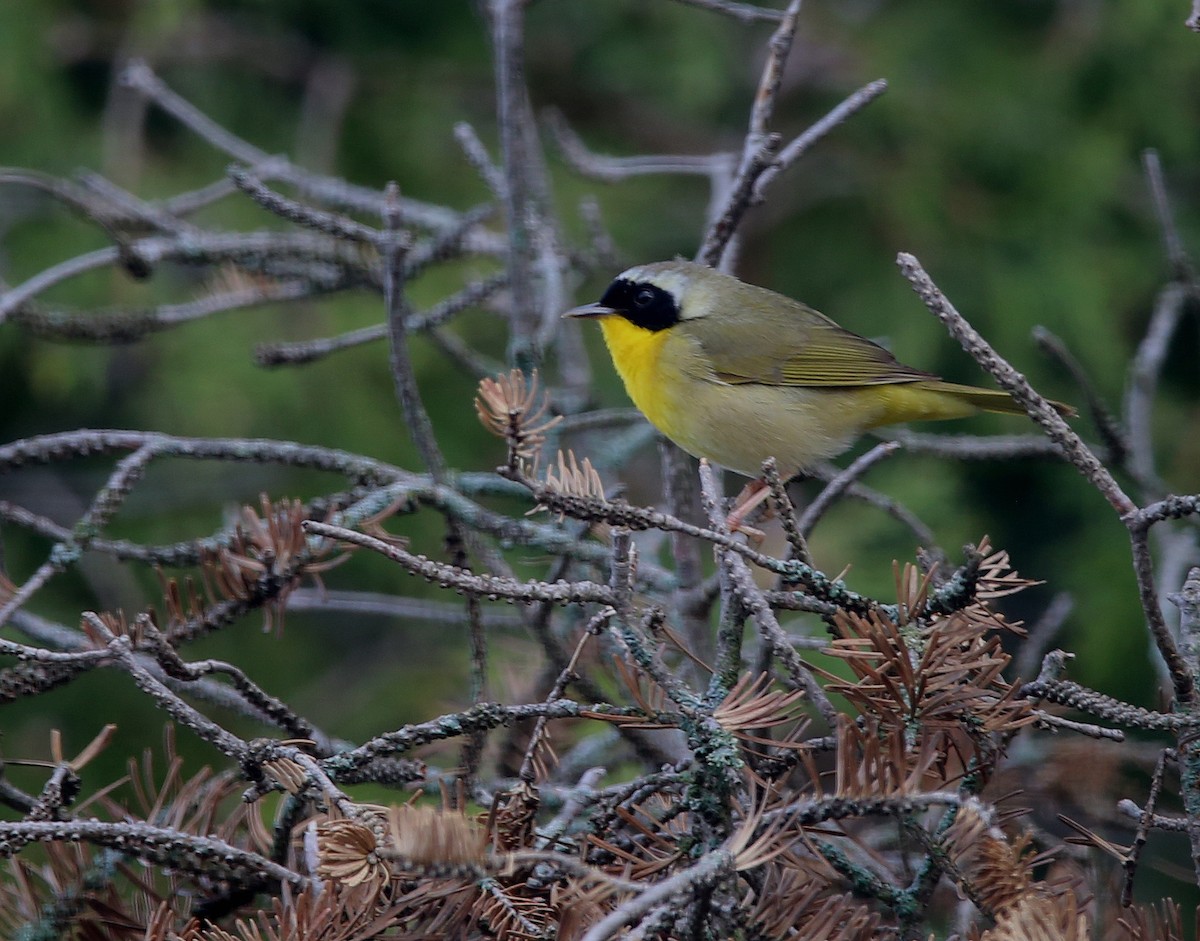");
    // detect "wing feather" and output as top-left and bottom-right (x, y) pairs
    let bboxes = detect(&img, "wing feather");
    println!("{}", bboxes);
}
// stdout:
(697, 298), (937, 388)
